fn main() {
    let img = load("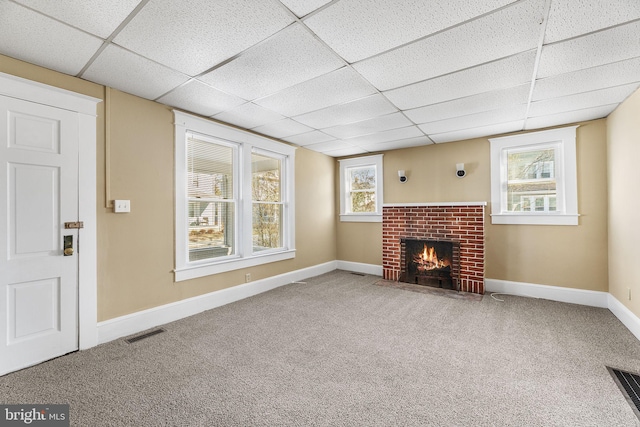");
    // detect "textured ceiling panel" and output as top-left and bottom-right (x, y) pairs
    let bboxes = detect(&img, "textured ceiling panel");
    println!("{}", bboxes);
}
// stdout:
(321, 112), (412, 139)
(320, 146), (368, 157)
(0, 1), (103, 76)
(419, 105), (527, 135)
(156, 80), (246, 117)
(429, 120), (524, 143)
(528, 83), (639, 117)
(114, 0), (294, 76)
(385, 51), (536, 110)
(405, 84), (531, 124)
(304, 0), (518, 63)
(254, 67), (377, 116)
(212, 103), (285, 129)
(342, 126), (424, 145)
(282, 130), (335, 146)
(533, 57), (640, 101)
(13, 0), (141, 38)
(544, 0), (640, 43)
(353, 0), (543, 91)
(355, 136), (434, 153)
(292, 94), (398, 128)
(537, 20), (640, 78)
(279, 0), (333, 17)
(304, 140), (358, 153)
(251, 118), (314, 139)
(83, 44), (189, 100)
(198, 24), (344, 100)
(525, 104), (617, 130)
